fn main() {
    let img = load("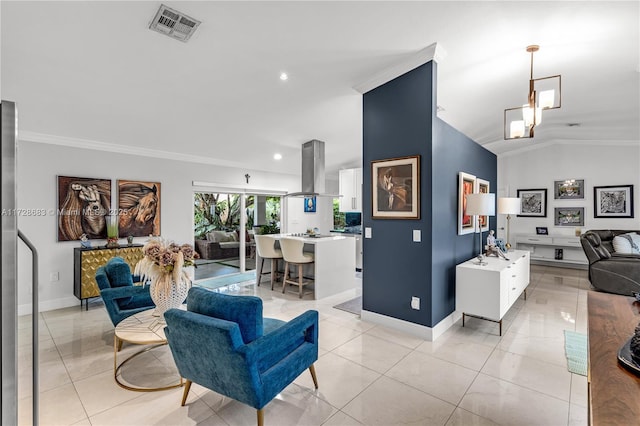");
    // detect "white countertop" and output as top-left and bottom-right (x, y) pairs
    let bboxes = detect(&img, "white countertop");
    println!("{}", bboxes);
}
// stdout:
(273, 234), (348, 243)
